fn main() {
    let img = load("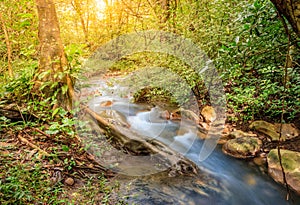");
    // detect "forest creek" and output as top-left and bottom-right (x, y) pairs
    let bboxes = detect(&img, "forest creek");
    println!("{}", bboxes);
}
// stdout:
(1, 0), (300, 204)
(73, 71), (300, 205)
